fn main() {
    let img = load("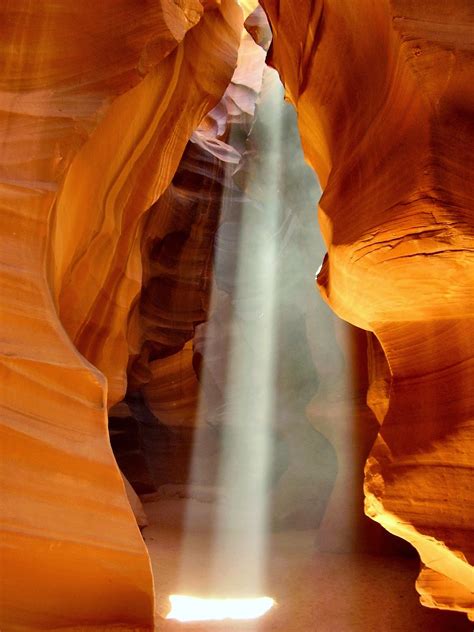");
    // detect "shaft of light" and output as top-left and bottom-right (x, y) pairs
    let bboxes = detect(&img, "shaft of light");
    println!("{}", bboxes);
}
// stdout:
(176, 69), (285, 603)
(166, 595), (275, 622)
(211, 72), (284, 593)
